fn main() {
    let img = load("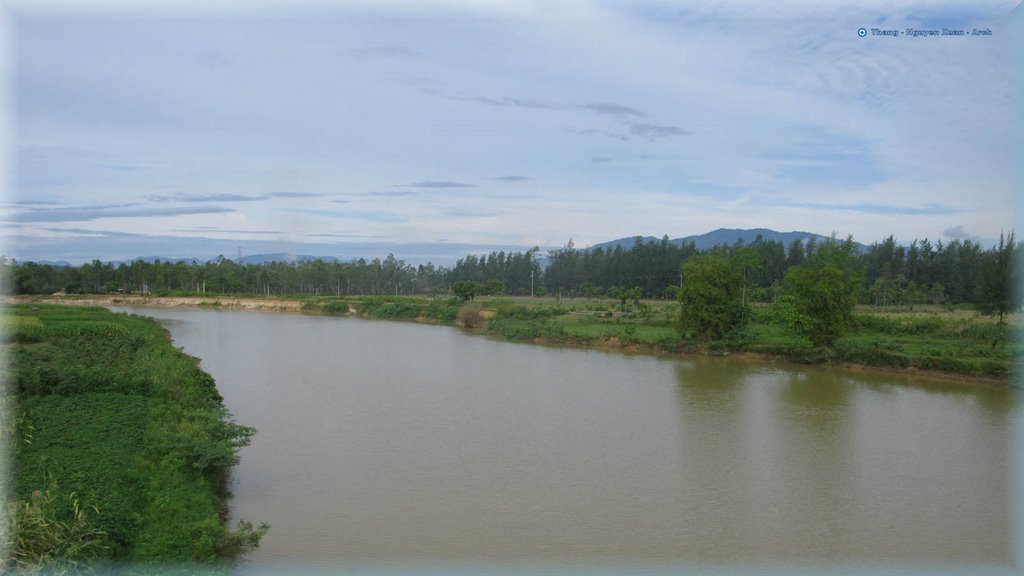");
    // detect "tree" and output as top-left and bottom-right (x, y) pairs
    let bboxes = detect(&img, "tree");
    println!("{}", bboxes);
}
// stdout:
(481, 278), (506, 296)
(781, 237), (861, 347)
(676, 256), (749, 342)
(976, 232), (1019, 323)
(732, 244), (759, 307)
(577, 281), (600, 299)
(452, 280), (480, 302)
